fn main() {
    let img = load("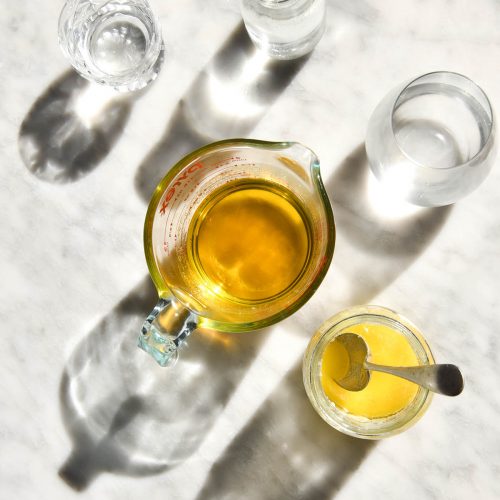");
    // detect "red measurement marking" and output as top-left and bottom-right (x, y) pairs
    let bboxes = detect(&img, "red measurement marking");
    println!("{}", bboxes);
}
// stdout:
(159, 162), (204, 215)
(158, 157), (247, 216)
(163, 221), (169, 252)
(159, 188), (175, 215)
